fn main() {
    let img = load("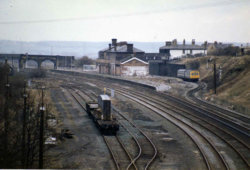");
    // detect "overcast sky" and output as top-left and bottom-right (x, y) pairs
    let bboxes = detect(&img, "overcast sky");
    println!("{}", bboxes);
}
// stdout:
(0, 0), (249, 43)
